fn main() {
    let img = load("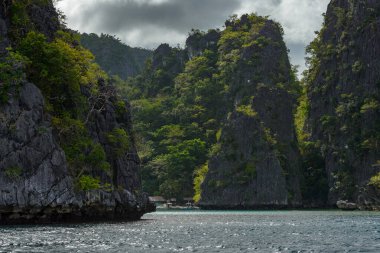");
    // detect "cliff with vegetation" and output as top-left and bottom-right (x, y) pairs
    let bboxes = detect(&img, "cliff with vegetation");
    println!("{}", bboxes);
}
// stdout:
(80, 33), (152, 80)
(0, 0), (154, 224)
(300, 0), (380, 209)
(27, 0), (379, 210)
(197, 15), (302, 209)
(118, 14), (302, 207)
